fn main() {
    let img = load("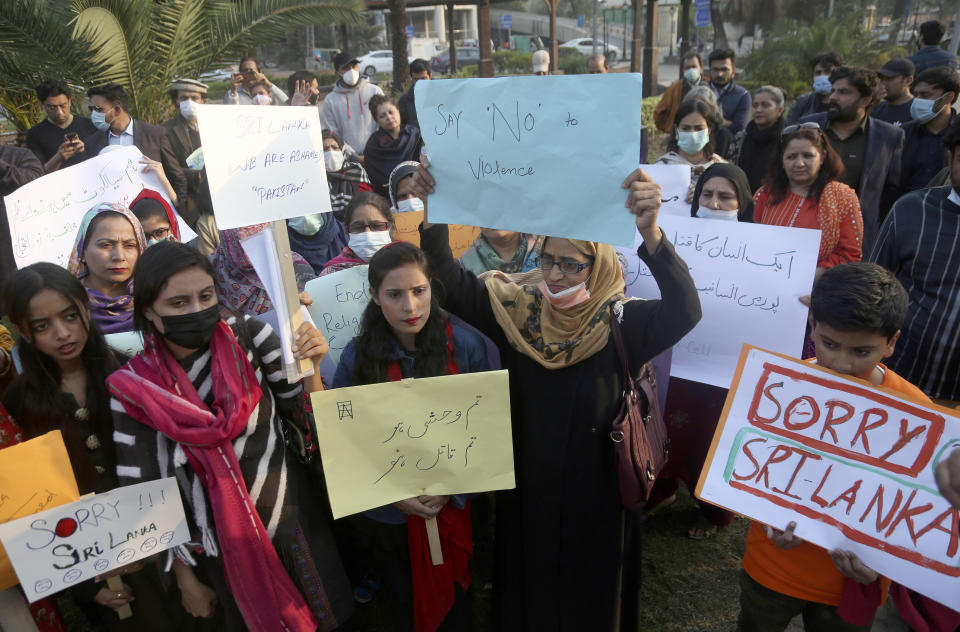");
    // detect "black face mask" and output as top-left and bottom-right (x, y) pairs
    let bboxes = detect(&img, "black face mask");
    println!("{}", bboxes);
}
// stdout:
(159, 305), (221, 349)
